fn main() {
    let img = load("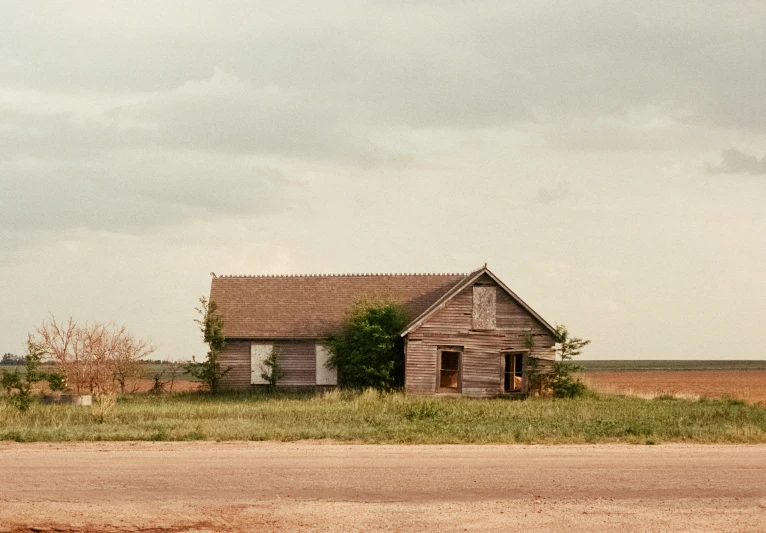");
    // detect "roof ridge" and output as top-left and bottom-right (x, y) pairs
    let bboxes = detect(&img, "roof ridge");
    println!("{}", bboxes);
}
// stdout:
(216, 272), (468, 278)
